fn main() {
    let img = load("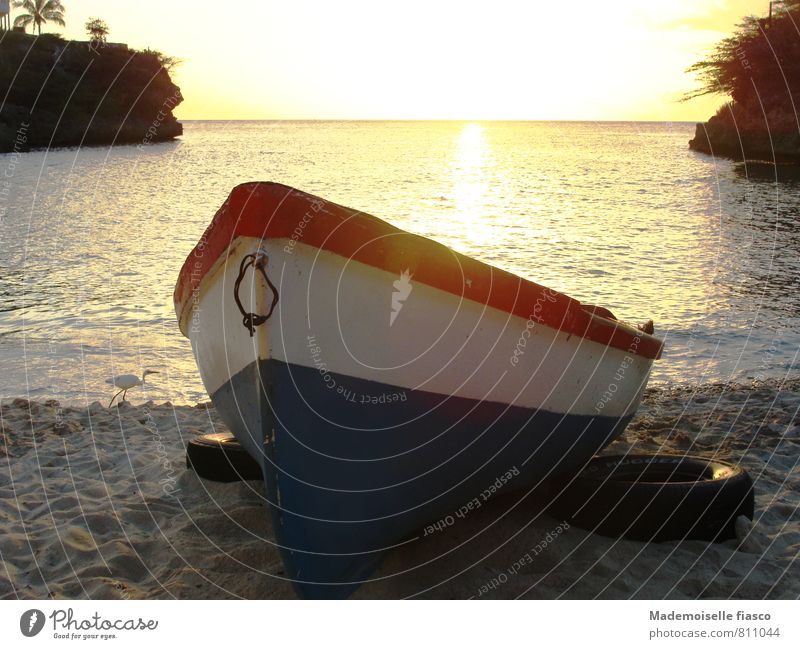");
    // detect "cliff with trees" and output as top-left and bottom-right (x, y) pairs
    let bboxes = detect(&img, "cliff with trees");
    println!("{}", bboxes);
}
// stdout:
(0, 31), (183, 153)
(687, 1), (800, 162)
